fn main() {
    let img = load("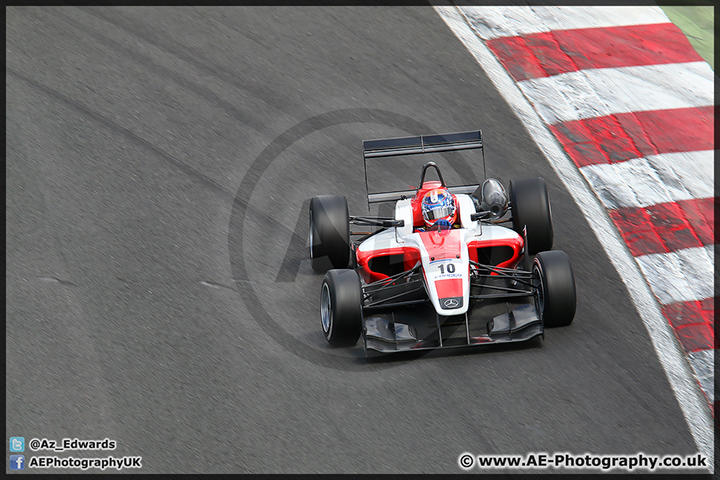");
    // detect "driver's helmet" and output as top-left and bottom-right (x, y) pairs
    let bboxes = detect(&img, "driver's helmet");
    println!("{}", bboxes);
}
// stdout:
(421, 188), (457, 228)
